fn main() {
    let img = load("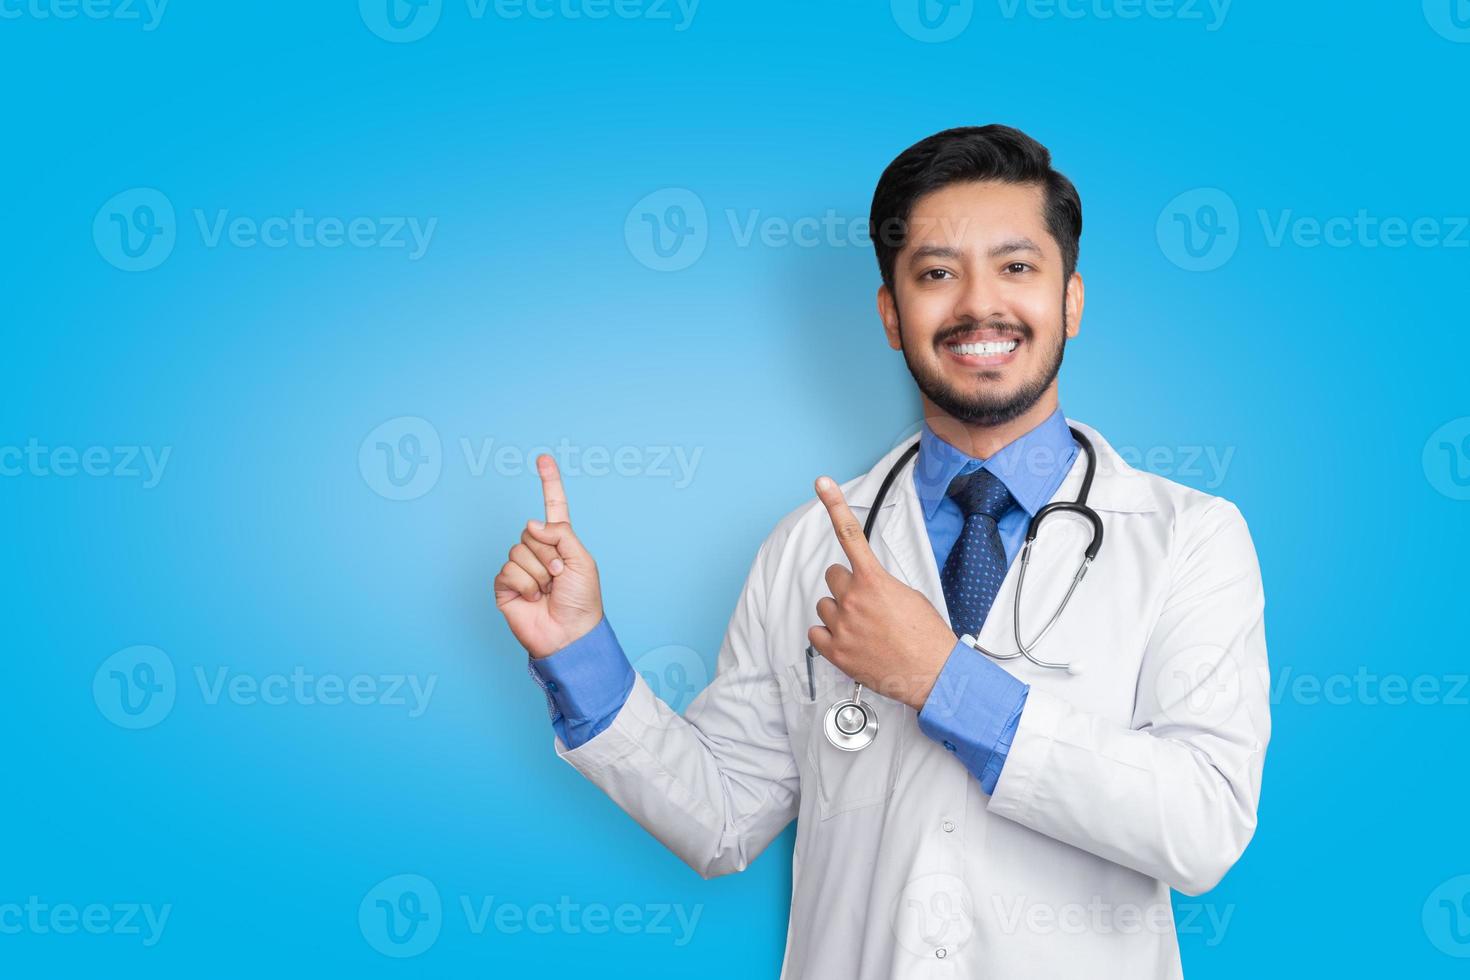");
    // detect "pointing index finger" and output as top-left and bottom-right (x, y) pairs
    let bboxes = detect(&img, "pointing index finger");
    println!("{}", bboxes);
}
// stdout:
(815, 475), (878, 573)
(537, 454), (570, 523)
